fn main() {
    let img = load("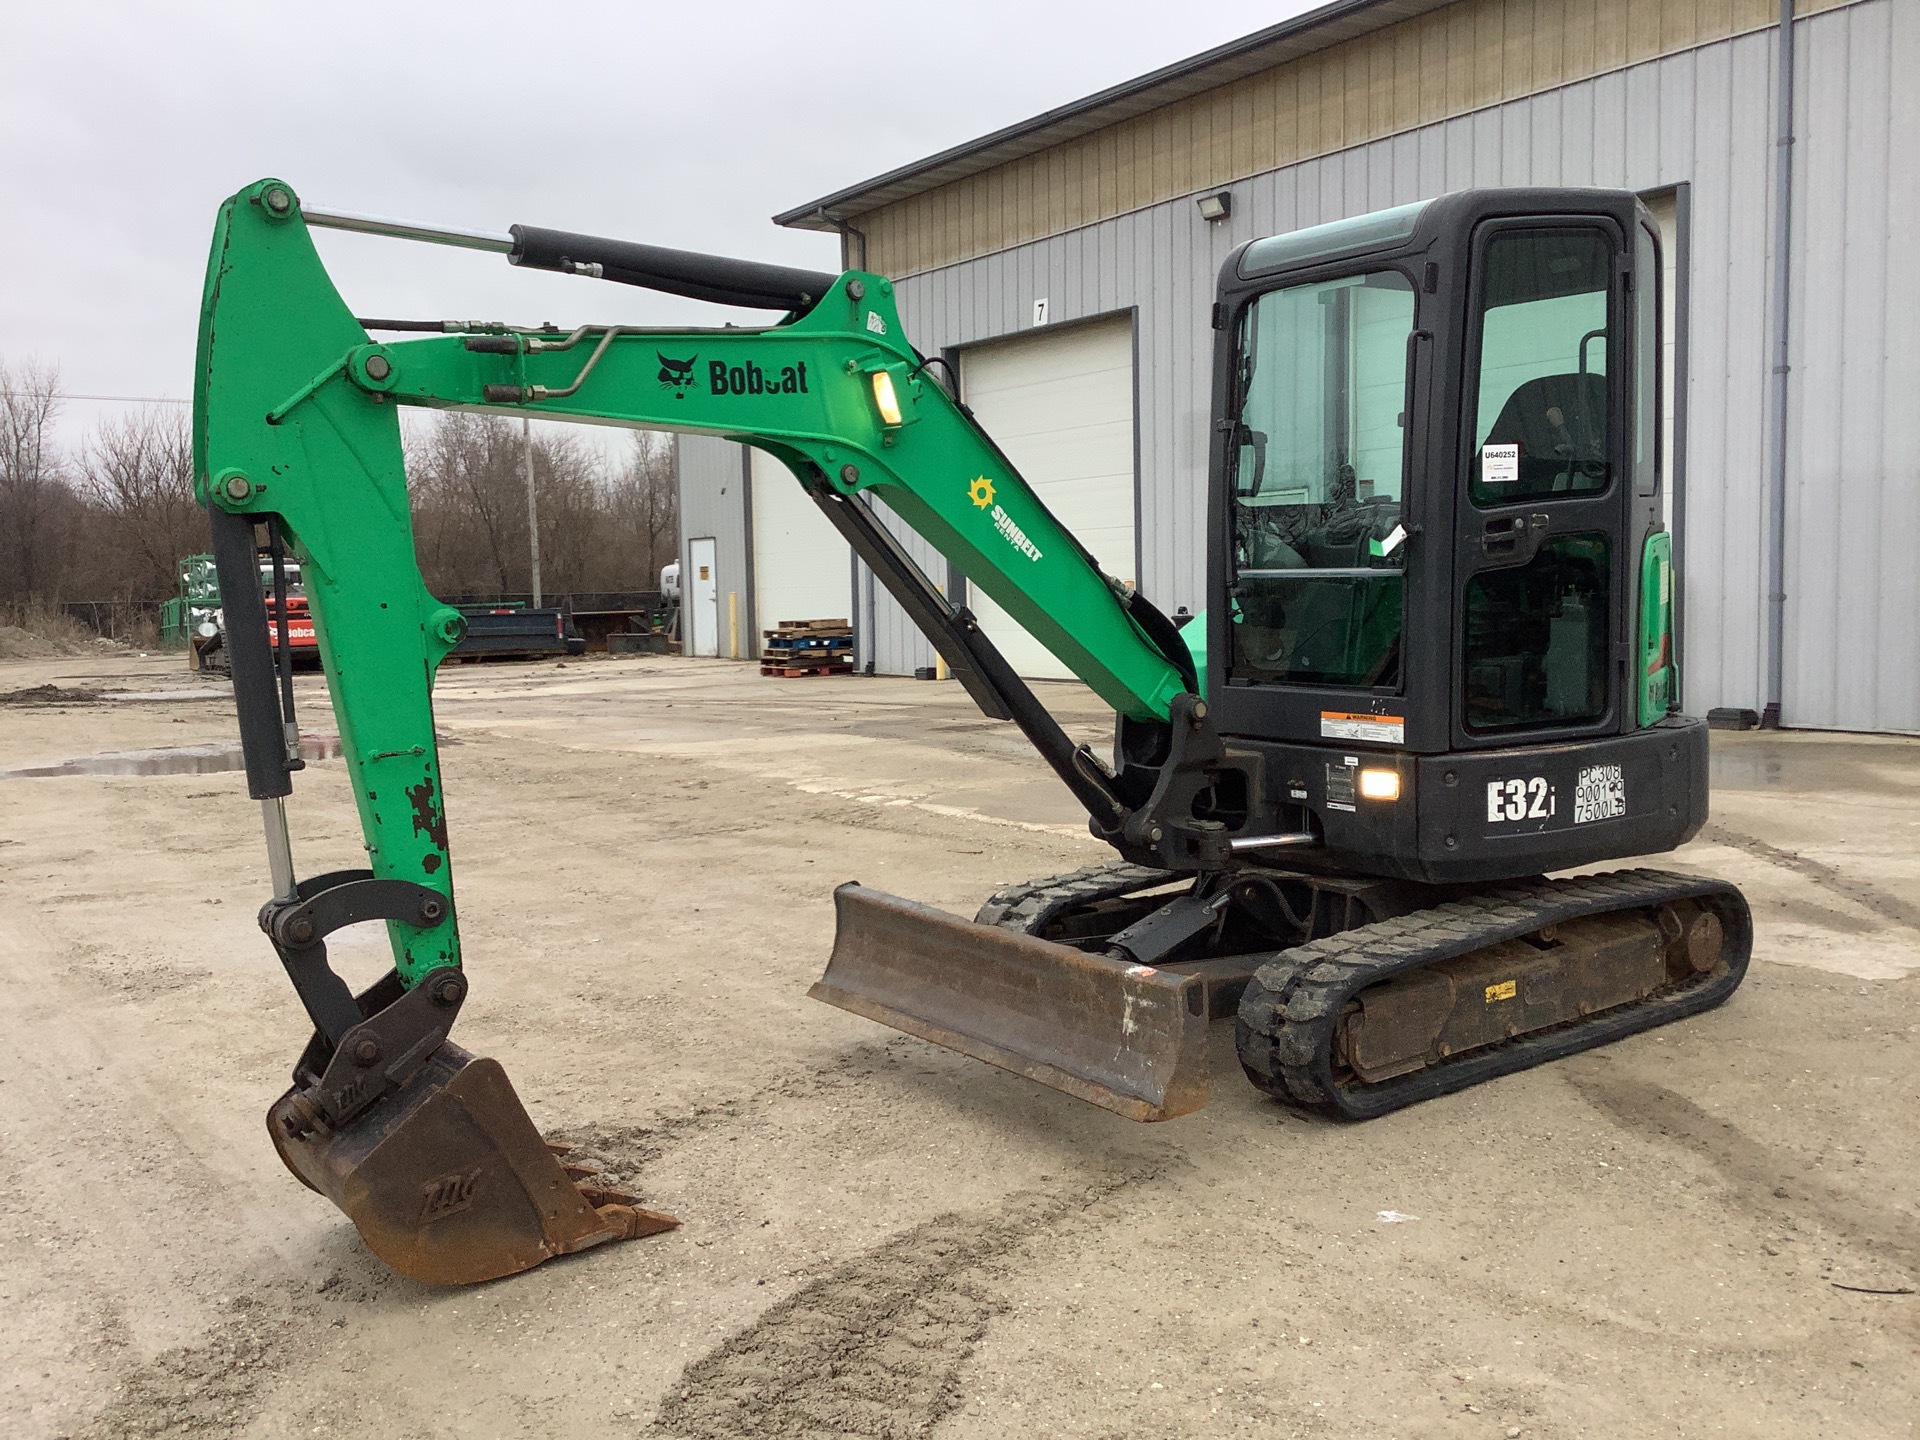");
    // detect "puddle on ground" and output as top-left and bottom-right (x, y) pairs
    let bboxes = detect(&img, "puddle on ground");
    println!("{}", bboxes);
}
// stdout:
(2, 734), (342, 779)
(1710, 736), (1920, 795)
(104, 688), (235, 703)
